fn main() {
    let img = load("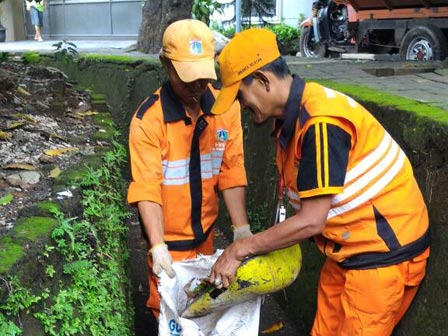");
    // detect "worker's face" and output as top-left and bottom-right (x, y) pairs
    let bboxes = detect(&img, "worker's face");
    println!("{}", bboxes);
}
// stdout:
(164, 59), (210, 106)
(237, 74), (274, 124)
